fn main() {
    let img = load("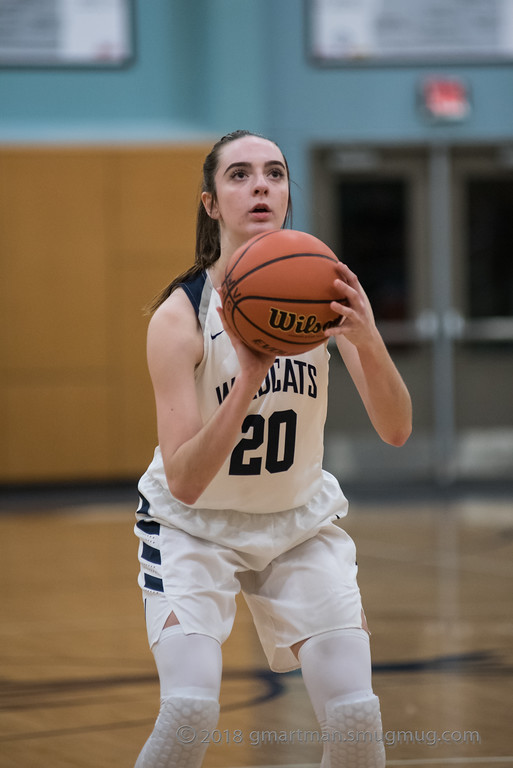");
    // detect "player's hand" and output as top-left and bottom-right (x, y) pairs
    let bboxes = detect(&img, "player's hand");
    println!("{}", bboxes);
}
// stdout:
(324, 262), (379, 349)
(216, 302), (276, 378)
